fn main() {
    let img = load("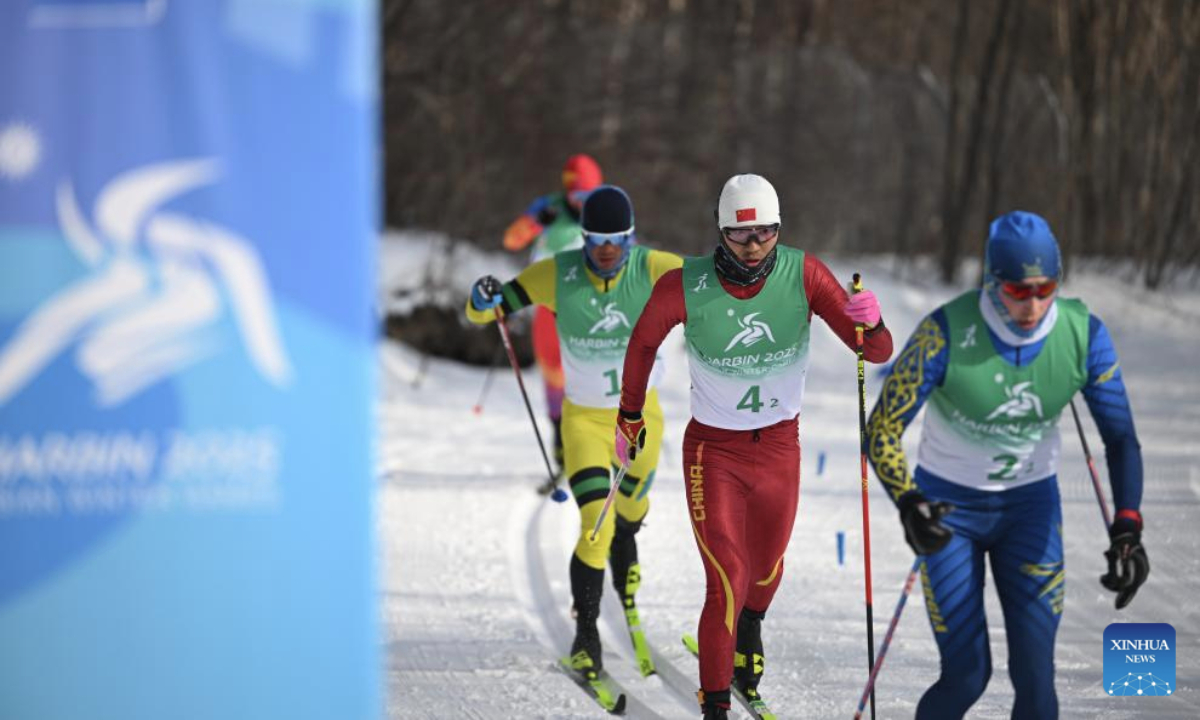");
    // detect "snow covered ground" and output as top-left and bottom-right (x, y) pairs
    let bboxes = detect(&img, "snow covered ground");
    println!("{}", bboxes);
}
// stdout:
(380, 233), (1200, 719)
